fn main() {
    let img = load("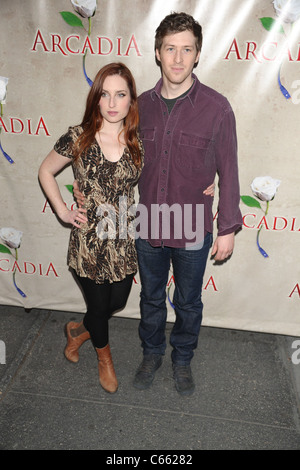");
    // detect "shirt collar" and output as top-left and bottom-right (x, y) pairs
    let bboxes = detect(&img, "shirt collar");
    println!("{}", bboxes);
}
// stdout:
(150, 73), (200, 107)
